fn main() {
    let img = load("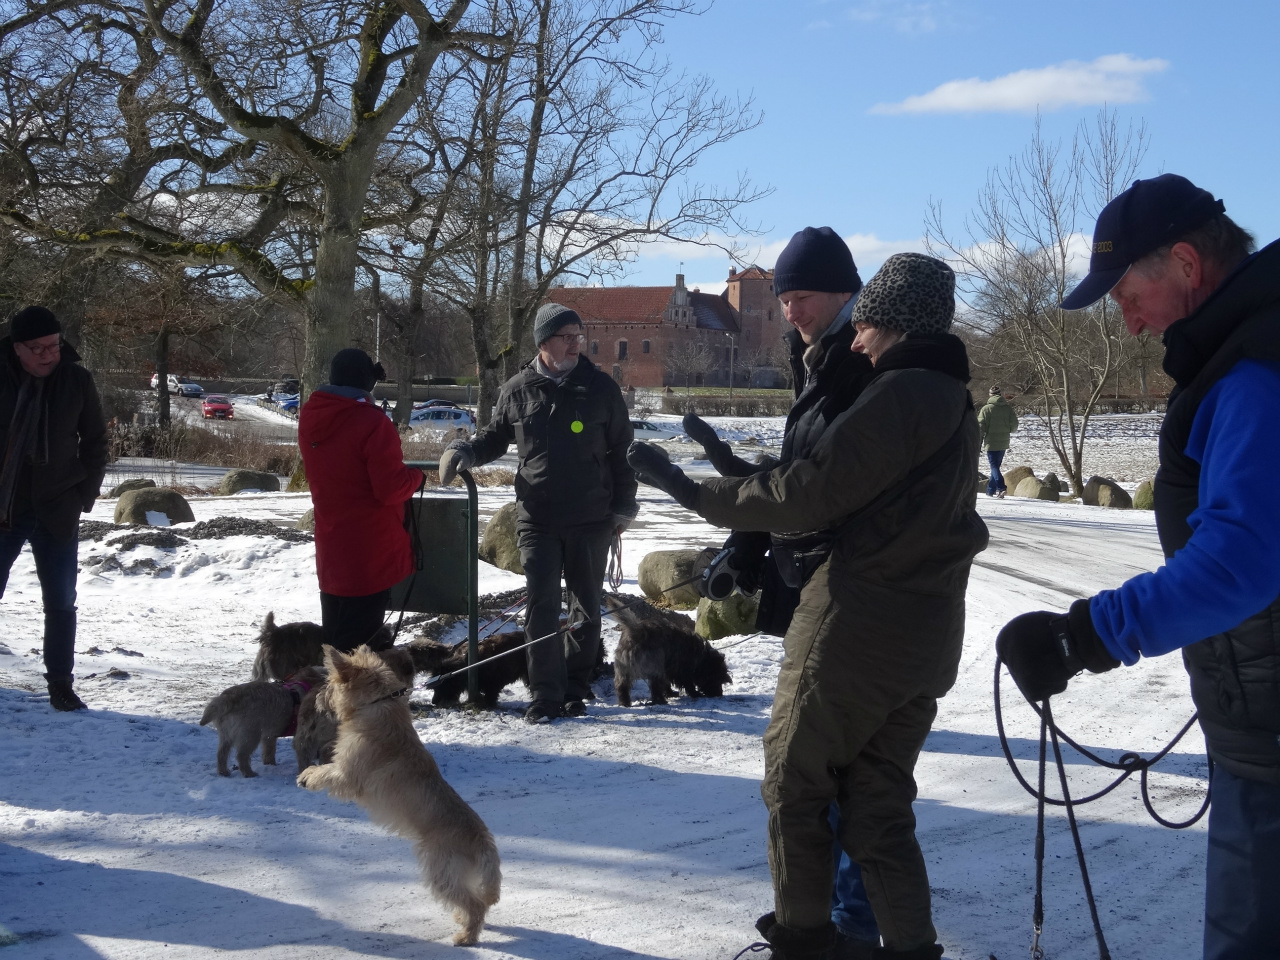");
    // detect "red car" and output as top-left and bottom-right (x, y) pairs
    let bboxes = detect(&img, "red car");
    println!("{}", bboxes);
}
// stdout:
(201, 395), (234, 419)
